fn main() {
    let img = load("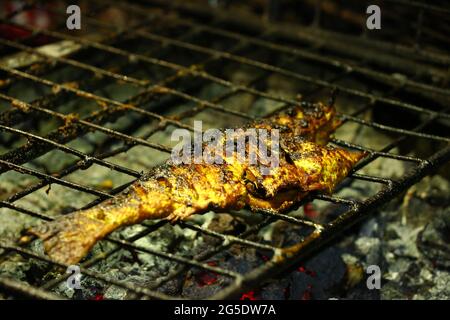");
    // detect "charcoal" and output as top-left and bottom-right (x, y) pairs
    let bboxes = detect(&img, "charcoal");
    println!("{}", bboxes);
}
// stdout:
(355, 237), (381, 266)
(418, 208), (450, 269)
